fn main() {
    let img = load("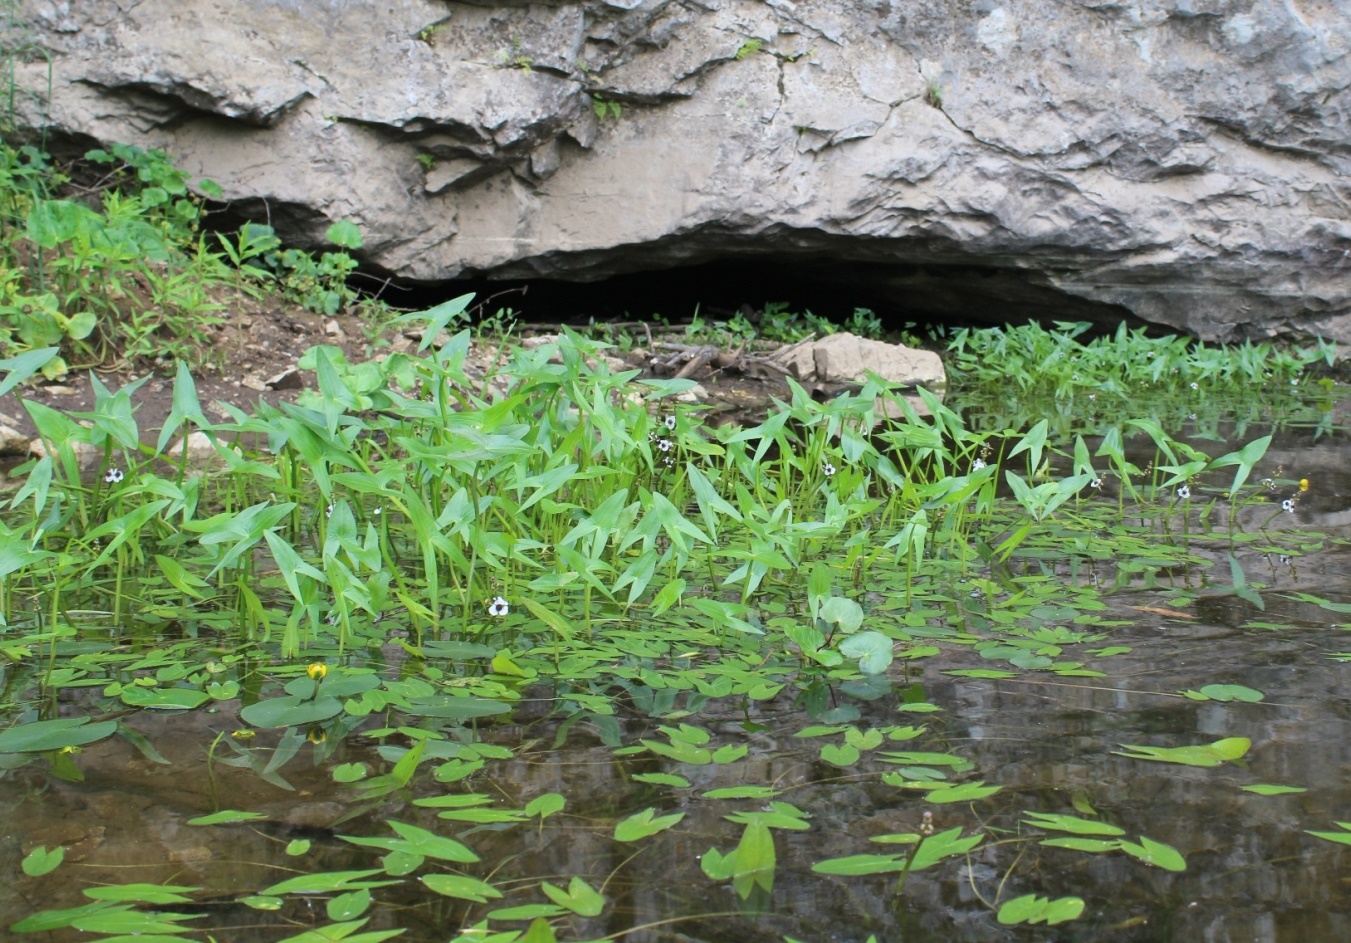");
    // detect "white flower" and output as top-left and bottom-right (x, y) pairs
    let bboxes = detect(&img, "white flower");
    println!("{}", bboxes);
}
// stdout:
(972, 458), (987, 471)
(373, 507), (382, 516)
(488, 596), (510, 617)
(664, 414), (677, 431)
(326, 504), (334, 518)
(1089, 478), (1102, 489)
(1281, 498), (1295, 513)
(1177, 485), (1191, 500)
(823, 462), (836, 477)
(1278, 554), (1291, 565)
(104, 468), (123, 484)
(1088, 393), (1096, 401)
(1189, 381), (1199, 391)
(657, 438), (673, 452)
